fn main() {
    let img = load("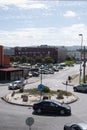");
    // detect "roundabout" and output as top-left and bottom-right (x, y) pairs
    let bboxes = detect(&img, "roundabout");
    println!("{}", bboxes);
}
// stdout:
(0, 64), (87, 130)
(2, 90), (78, 107)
